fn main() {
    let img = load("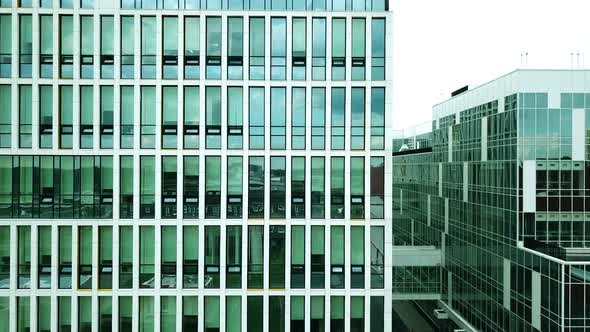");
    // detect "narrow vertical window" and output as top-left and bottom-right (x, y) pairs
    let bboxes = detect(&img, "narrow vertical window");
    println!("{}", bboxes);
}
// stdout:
(59, 85), (74, 149)
(351, 18), (366, 80)
(120, 86), (134, 149)
(249, 17), (265, 80)
(247, 225), (264, 288)
(330, 226), (344, 288)
(161, 296), (176, 331)
(0, 85), (10, 147)
(19, 15), (32, 78)
(311, 18), (326, 81)
(183, 226), (198, 288)
(58, 297), (72, 331)
(0, 15), (12, 77)
(271, 18), (286, 80)
(40, 15), (53, 78)
(139, 297), (154, 332)
(162, 16), (178, 79)
(371, 18), (386, 80)
(350, 226), (364, 288)
(271, 87), (286, 149)
(371, 87), (385, 149)
(206, 17), (221, 79)
(161, 226), (177, 288)
(78, 226), (92, 289)
(226, 226), (242, 288)
(291, 18), (306, 80)
(311, 157), (325, 218)
(248, 156), (265, 218)
(370, 226), (384, 288)
(141, 86), (156, 148)
(291, 296), (305, 332)
(349, 158), (365, 220)
(370, 157), (384, 218)
(310, 296), (324, 331)
(140, 156), (155, 218)
(331, 18), (346, 81)
(204, 297), (220, 332)
(17, 297), (30, 332)
(205, 156), (221, 218)
(291, 87), (306, 149)
(270, 156), (286, 218)
(332, 167), (353, 226)
(79, 86), (93, 149)
(204, 226), (220, 288)
(227, 87), (243, 149)
(99, 297), (112, 332)
(226, 296), (242, 332)
(269, 226), (285, 288)
(183, 86), (200, 149)
(38, 226), (52, 288)
(80, 16), (94, 79)
(119, 297), (132, 331)
(184, 16), (200, 79)
(227, 156), (243, 218)
(18, 85), (32, 148)
(37, 297), (51, 332)
(139, 226), (155, 288)
(311, 88), (325, 149)
(99, 226), (112, 289)
(269, 296), (285, 332)
(182, 297), (198, 331)
(120, 16), (135, 79)
(330, 296), (345, 330)
(370, 297), (385, 331)
(141, 16), (156, 79)
(39, 156), (55, 218)
(58, 157), (74, 219)
(246, 296), (264, 332)
(0, 226), (9, 287)
(119, 156), (133, 218)
(39, 85), (53, 149)
(161, 156), (177, 219)
(291, 226), (305, 288)
(100, 86), (114, 148)
(59, 15), (73, 78)
(311, 226), (325, 288)
(183, 156), (199, 218)
(119, 226), (133, 288)
(291, 156), (305, 218)
(331, 87), (345, 150)
(162, 86), (178, 148)
(249, 87), (265, 149)
(350, 296), (365, 330)
(205, 86), (221, 149)
(58, 226), (72, 289)
(351, 87), (365, 149)
(100, 16), (114, 79)
(227, 17), (243, 80)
